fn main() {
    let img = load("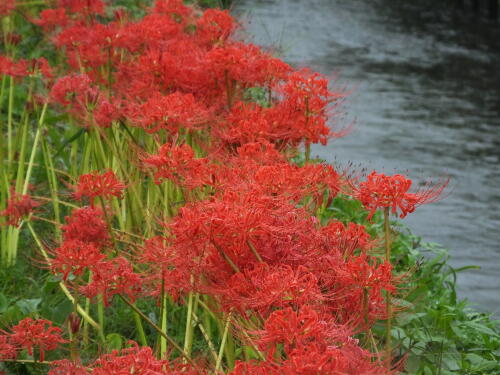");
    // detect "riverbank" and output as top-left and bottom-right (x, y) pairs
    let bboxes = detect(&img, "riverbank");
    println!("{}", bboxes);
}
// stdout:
(0, 1), (499, 374)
